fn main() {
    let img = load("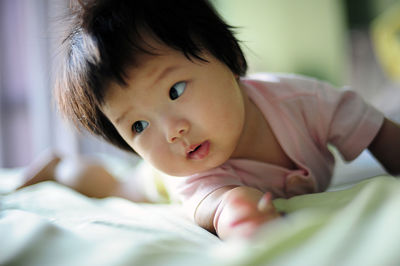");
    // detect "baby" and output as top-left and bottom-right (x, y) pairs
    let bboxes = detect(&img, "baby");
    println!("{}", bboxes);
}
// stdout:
(21, 0), (400, 239)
